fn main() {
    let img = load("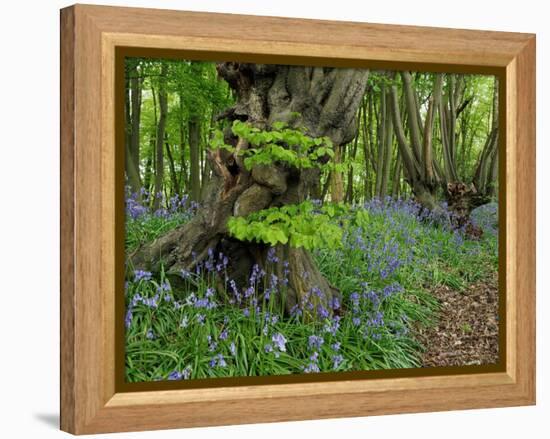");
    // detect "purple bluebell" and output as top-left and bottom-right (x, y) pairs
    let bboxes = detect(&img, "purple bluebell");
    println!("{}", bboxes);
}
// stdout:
(220, 329), (229, 340)
(308, 335), (324, 349)
(332, 354), (344, 369)
(209, 353), (227, 368)
(124, 309), (133, 329)
(272, 333), (287, 352)
(134, 270), (152, 282)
